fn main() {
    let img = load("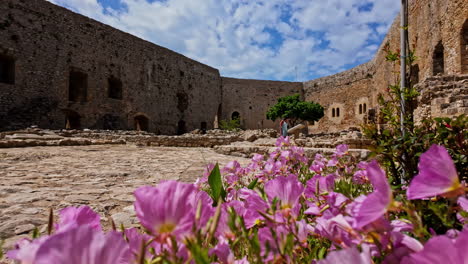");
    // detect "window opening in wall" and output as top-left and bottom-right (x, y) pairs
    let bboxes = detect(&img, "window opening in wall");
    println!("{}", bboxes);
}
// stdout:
(411, 64), (420, 86)
(359, 104), (363, 115)
(231, 111), (240, 120)
(177, 120), (186, 135)
(0, 54), (15, 84)
(69, 70), (88, 102)
(336, 108), (340, 117)
(200, 122), (207, 134)
(108, 77), (122, 99)
(433, 41), (445, 75)
(363, 104), (367, 113)
(462, 19), (468, 73)
(134, 115), (149, 131)
(332, 108), (335, 118)
(65, 111), (81, 130)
